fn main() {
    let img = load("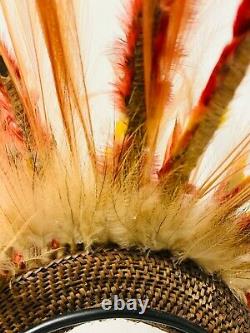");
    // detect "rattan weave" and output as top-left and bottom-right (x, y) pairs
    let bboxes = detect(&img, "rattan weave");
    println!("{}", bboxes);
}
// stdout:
(0, 247), (249, 332)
